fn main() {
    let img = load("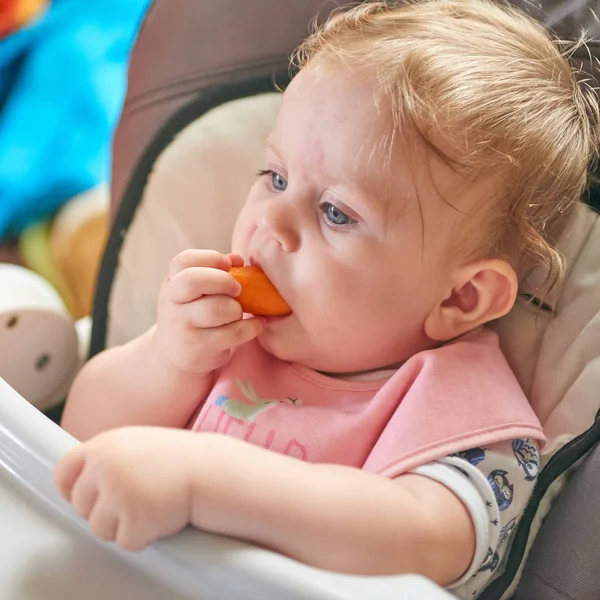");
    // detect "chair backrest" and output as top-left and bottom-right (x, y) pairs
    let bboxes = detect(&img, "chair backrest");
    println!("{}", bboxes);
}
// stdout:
(515, 440), (600, 600)
(91, 2), (600, 599)
(109, 0), (599, 224)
